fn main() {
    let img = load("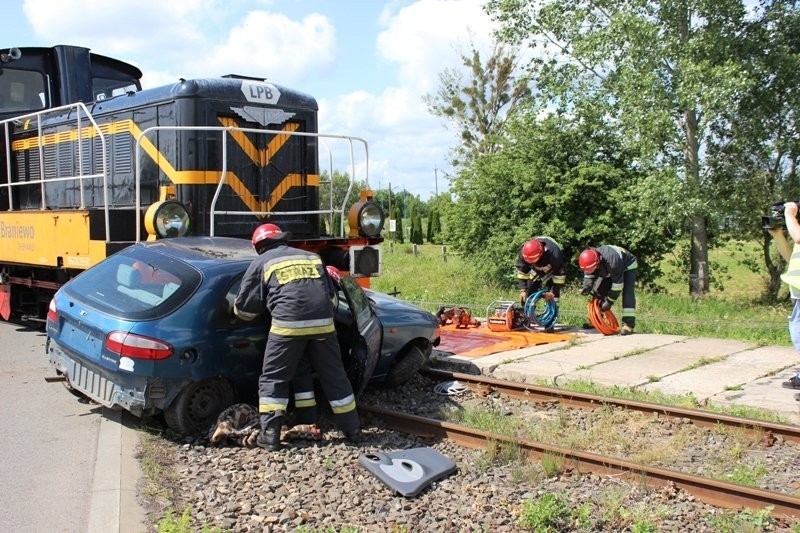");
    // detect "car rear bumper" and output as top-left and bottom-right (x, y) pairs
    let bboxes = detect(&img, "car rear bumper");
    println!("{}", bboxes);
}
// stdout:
(47, 338), (163, 417)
